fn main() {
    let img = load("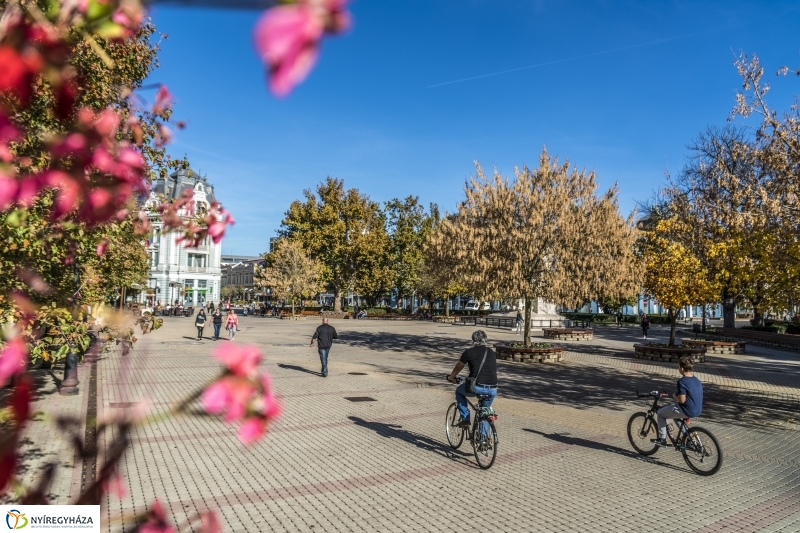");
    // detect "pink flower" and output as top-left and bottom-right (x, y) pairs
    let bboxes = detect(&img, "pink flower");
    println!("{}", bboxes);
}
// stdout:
(154, 85), (172, 113)
(0, 175), (18, 211)
(213, 343), (261, 377)
(0, 337), (26, 387)
(201, 380), (231, 415)
(238, 417), (267, 445)
(201, 377), (254, 422)
(199, 511), (222, 533)
(102, 469), (128, 499)
(254, 3), (323, 97)
(138, 500), (174, 533)
(96, 238), (109, 257)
